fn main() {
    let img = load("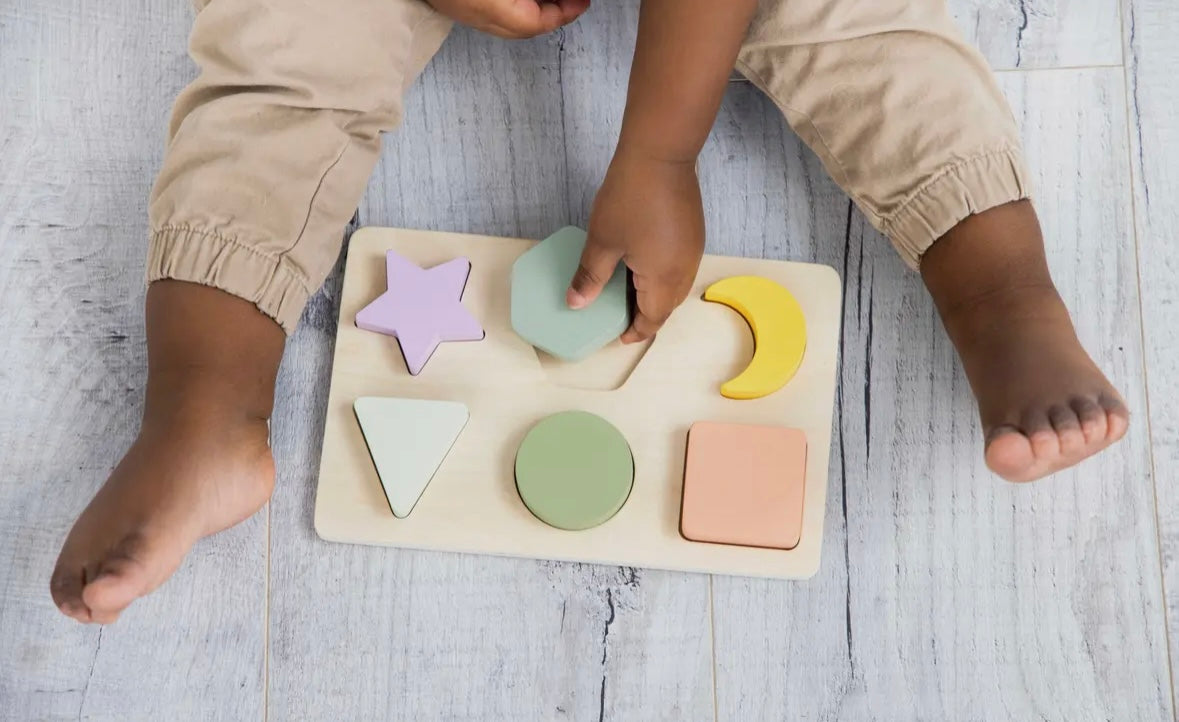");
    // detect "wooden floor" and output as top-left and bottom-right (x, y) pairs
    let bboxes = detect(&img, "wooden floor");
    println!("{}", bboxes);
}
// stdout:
(1, 0), (1176, 719)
